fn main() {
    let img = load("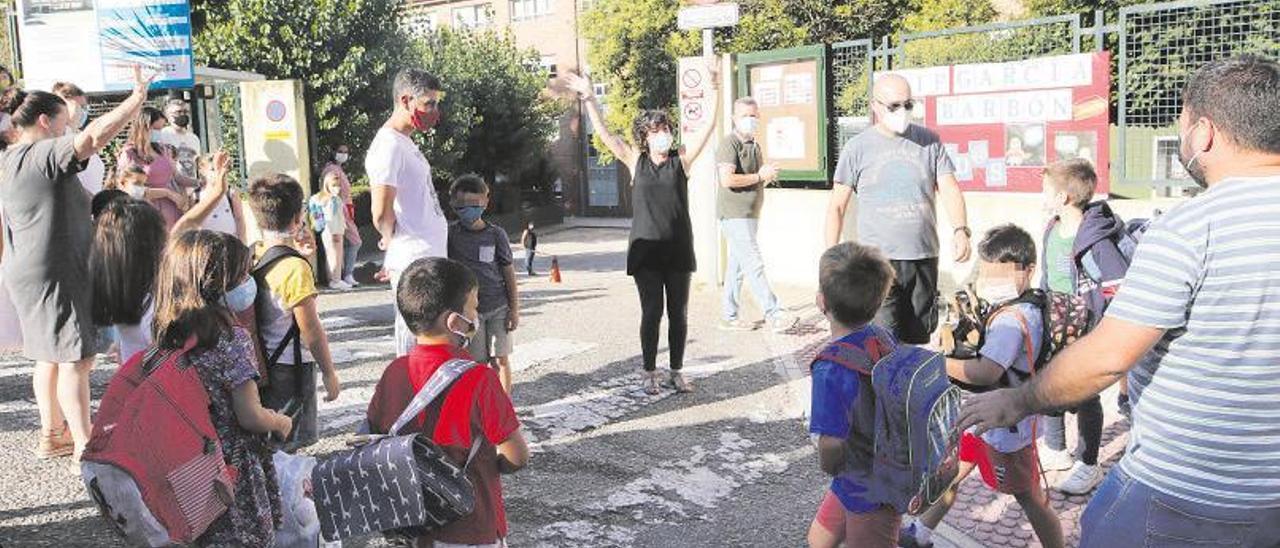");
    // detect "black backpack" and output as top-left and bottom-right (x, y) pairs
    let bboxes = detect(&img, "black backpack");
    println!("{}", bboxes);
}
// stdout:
(252, 245), (307, 368)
